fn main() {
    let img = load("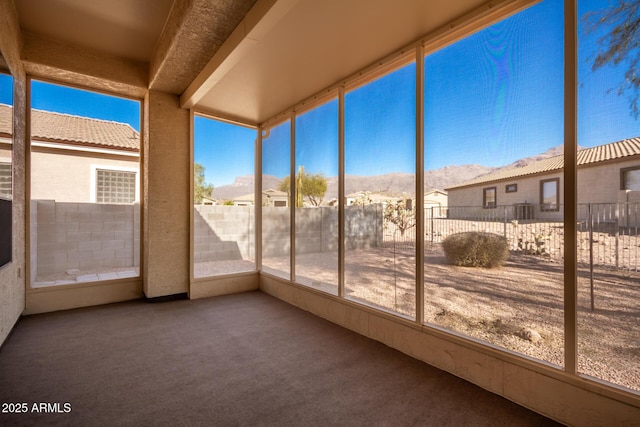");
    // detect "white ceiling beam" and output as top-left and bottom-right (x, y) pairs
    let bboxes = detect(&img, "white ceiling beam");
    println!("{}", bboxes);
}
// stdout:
(180, 0), (300, 110)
